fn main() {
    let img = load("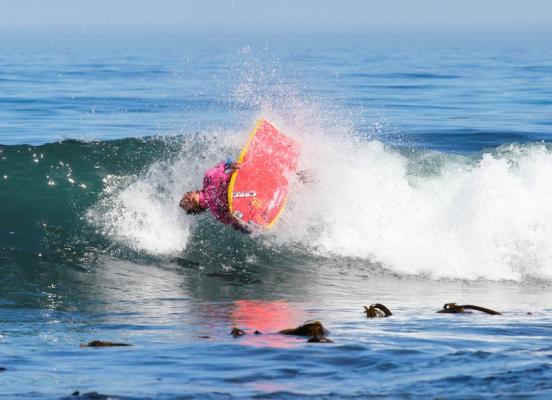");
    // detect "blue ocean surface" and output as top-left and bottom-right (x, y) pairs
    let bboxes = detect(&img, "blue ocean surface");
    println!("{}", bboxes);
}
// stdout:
(1, 33), (552, 399)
